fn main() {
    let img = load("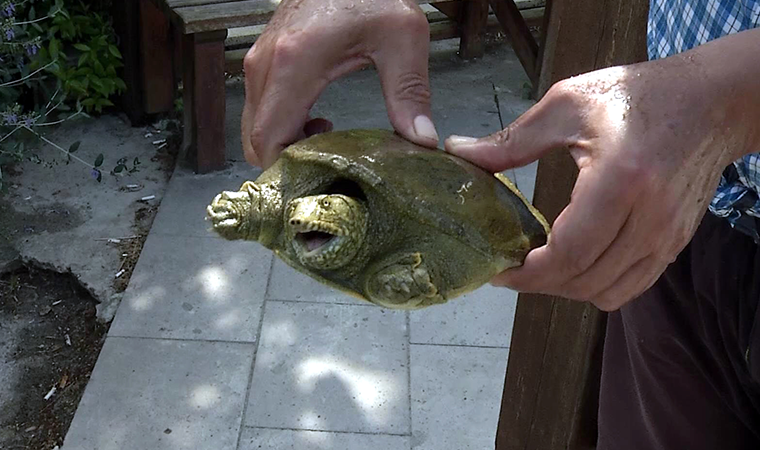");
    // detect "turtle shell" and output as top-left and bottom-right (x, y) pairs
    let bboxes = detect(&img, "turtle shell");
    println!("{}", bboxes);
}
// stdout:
(259, 129), (548, 269)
